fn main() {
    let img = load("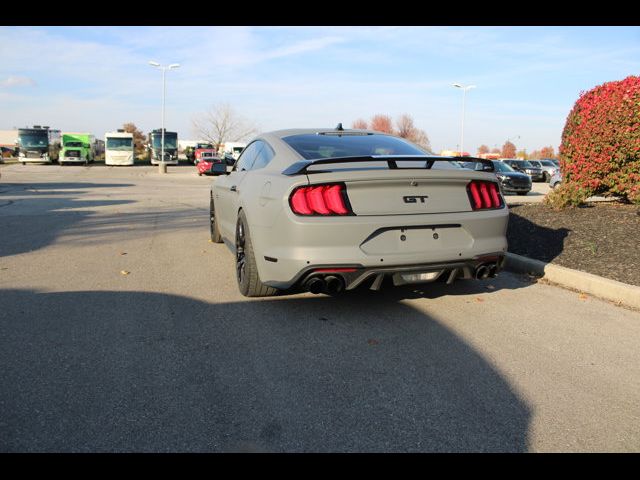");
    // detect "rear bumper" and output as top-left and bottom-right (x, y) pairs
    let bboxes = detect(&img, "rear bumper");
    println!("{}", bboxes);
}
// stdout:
(501, 185), (531, 193)
(60, 158), (87, 163)
(288, 253), (506, 291)
(19, 158), (52, 163)
(250, 207), (509, 289)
